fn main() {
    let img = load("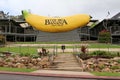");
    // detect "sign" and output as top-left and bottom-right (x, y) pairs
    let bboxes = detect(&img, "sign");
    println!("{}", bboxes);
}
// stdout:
(45, 19), (68, 26)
